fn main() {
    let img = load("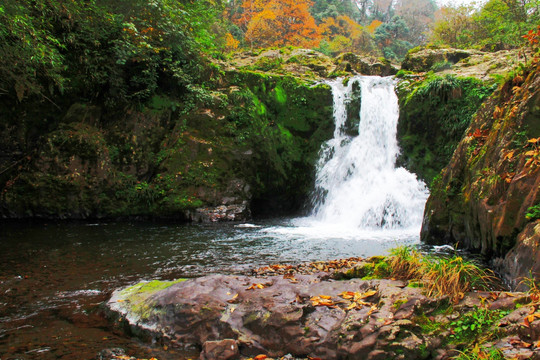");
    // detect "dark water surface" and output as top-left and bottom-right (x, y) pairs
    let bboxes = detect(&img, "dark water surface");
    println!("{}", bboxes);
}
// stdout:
(0, 219), (419, 359)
